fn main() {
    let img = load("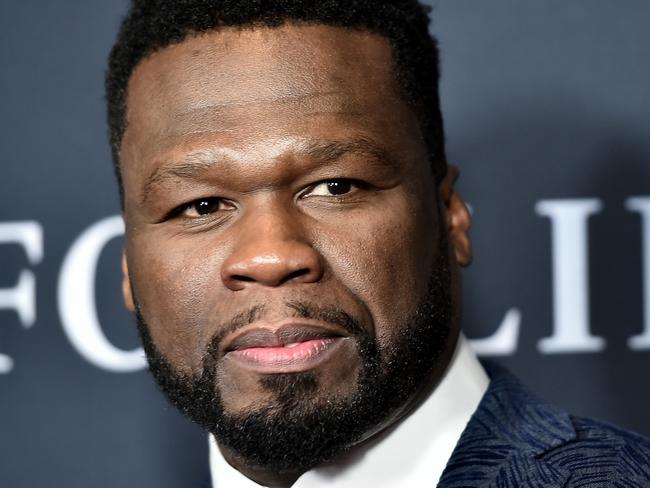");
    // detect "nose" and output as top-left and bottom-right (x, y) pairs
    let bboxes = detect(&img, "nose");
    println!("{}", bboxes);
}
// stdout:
(221, 209), (324, 291)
